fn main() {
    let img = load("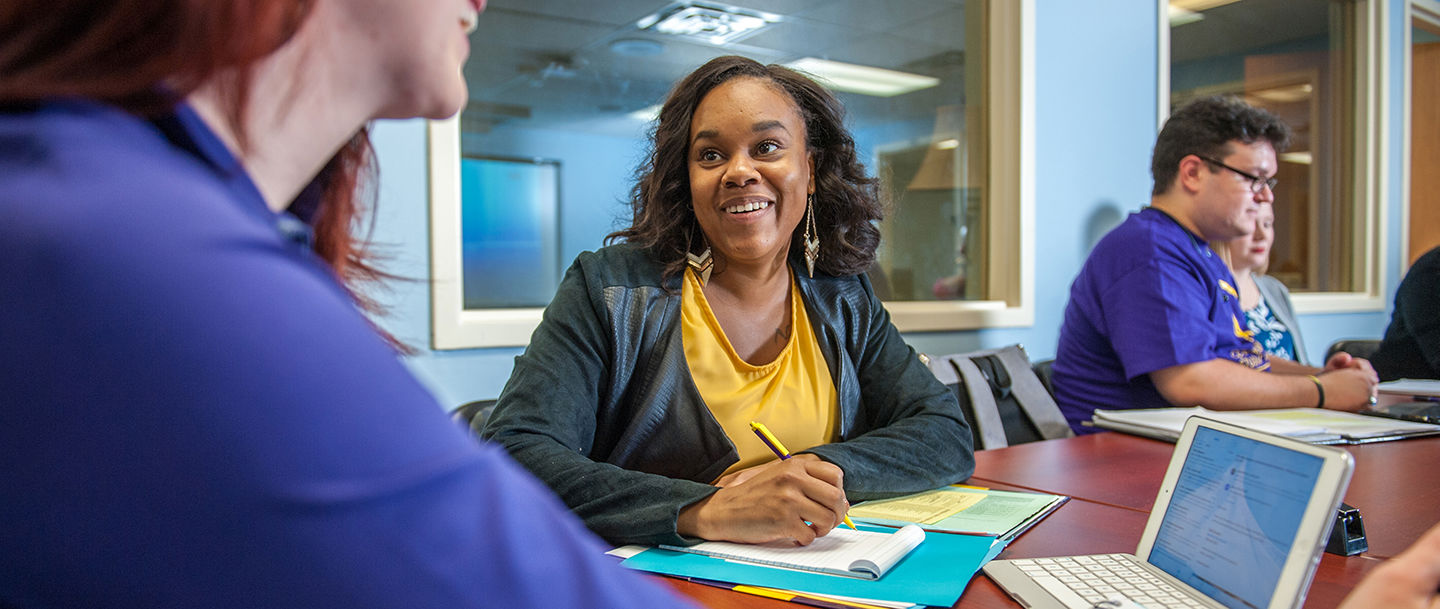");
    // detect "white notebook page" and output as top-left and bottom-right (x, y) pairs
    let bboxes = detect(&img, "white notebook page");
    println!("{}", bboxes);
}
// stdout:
(660, 524), (925, 580)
